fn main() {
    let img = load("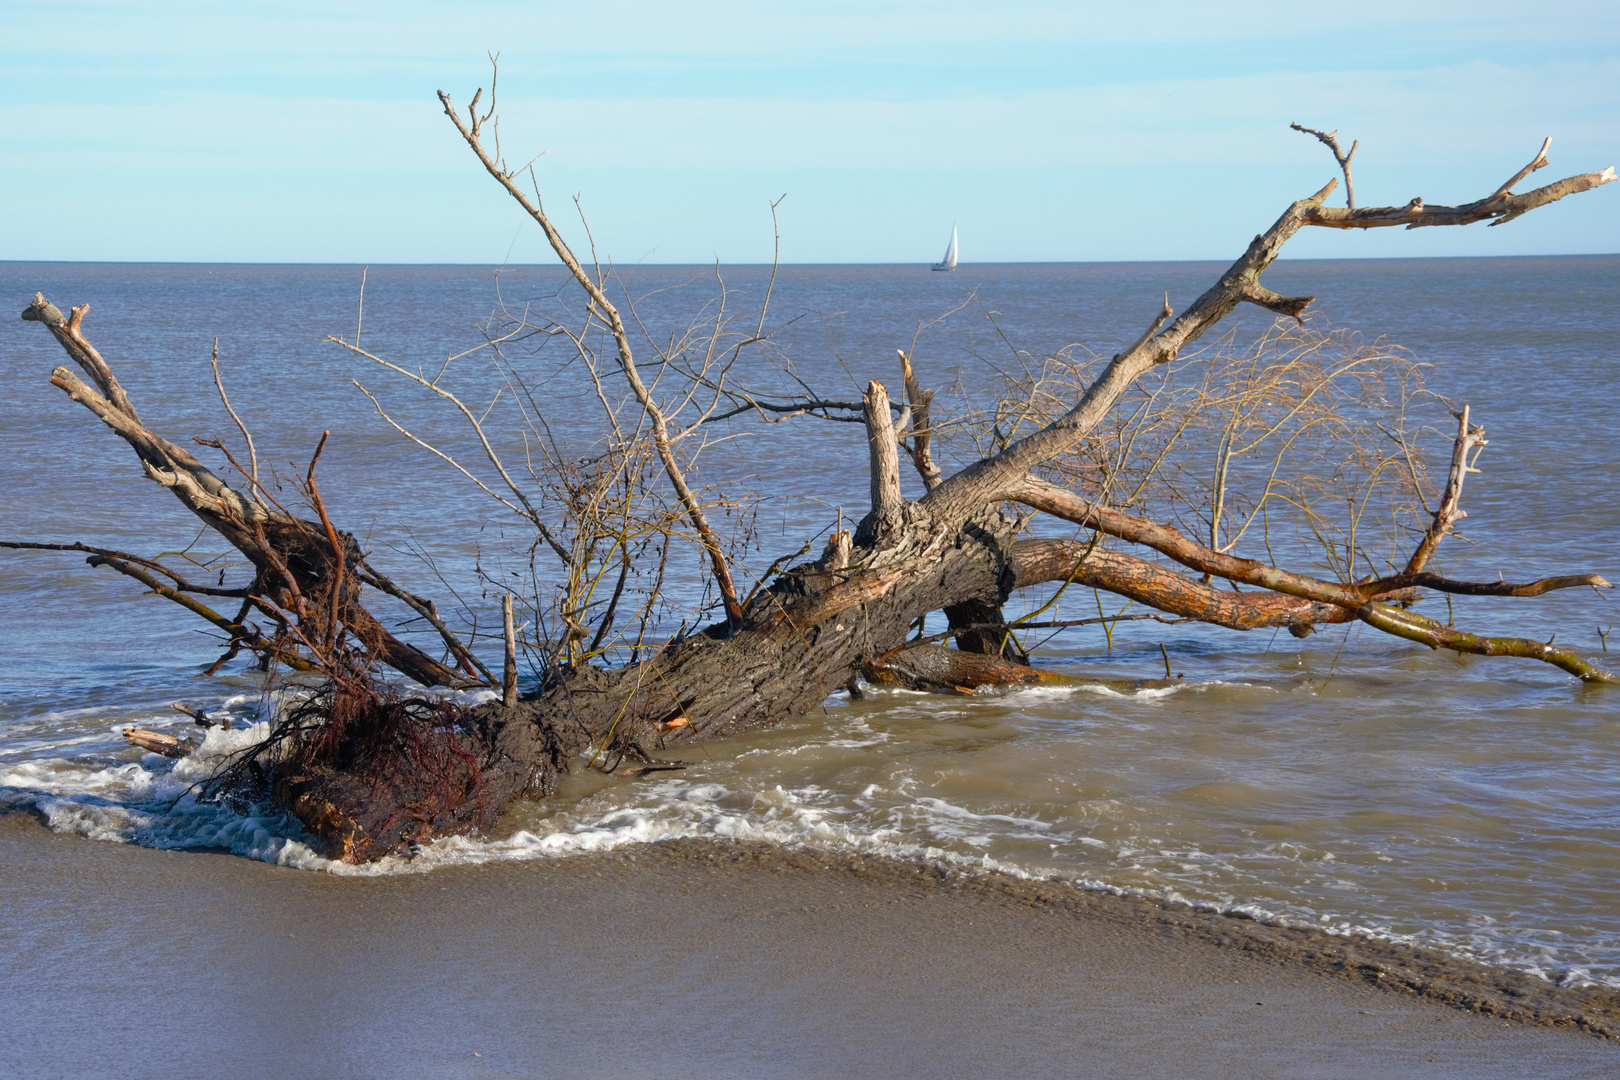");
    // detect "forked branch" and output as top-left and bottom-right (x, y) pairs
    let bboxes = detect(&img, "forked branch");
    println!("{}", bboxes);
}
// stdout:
(898, 349), (943, 491)
(1405, 405), (1485, 576)
(16, 295), (469, 689)
(919, 130), (1611, 521)
(438, 73), (744, 625)
(1305, 135), (1611, 230)
(1291, 123), (1359, 209)
(1011, 477), (1614, 682)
